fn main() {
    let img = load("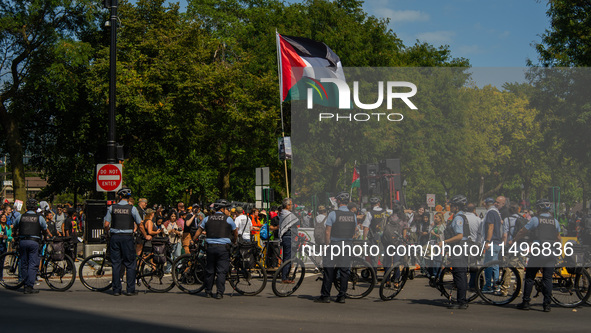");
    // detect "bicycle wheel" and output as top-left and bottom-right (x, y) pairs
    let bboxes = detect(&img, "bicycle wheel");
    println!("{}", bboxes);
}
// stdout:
(551, 267), (590, 307)
(0, 252), (24, 290)
(379, 263), (409, 301)
(575, 268), (591, 305)
(172, 254), (205, 294)
(439, 267), (479, 303)
(334, 257), (376, 299)
(141, 256), (175, 293)
(229, 260), (267, 296)
(43, 254), (76, 291)
(79, 254), (113, 292)
(475, 260), (522, 305)
(586, 268), (591, 306)
(272, 258), (305, 297)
